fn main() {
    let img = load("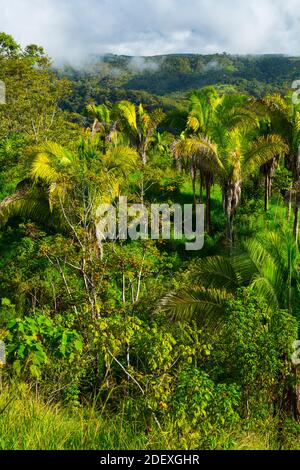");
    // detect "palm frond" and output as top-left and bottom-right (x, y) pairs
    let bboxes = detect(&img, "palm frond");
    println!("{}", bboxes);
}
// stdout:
(31, 142), (74, 184)
(193, 256), (240, 290)
(244, 135), (288, 176)
(0, 182), (50, 226)
(104, 145), (139, 174)
(116, 101), (138, 133)
(86, 104), (111, 124)
(159, 287), (232, 323)
(249, 277), (279, 311)
(262, 94), (288, 114)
